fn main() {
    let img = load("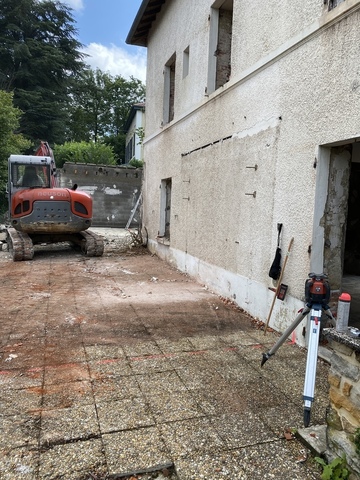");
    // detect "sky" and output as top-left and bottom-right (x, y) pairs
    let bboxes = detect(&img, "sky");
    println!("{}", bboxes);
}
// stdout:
(63, 0), (147, 82)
